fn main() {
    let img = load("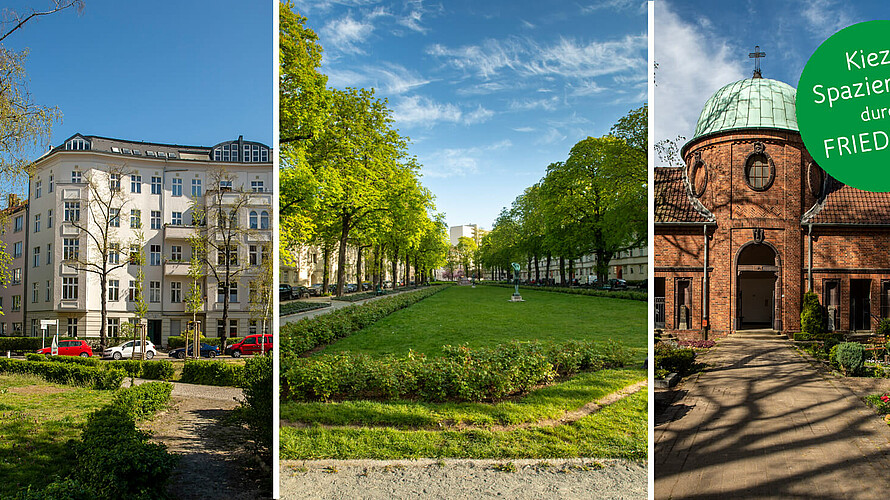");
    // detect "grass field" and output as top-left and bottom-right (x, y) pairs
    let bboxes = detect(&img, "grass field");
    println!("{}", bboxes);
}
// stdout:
(0, 374), (112, 496)
(314, 285), (646, 356)
(281, 285), (647, 460)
